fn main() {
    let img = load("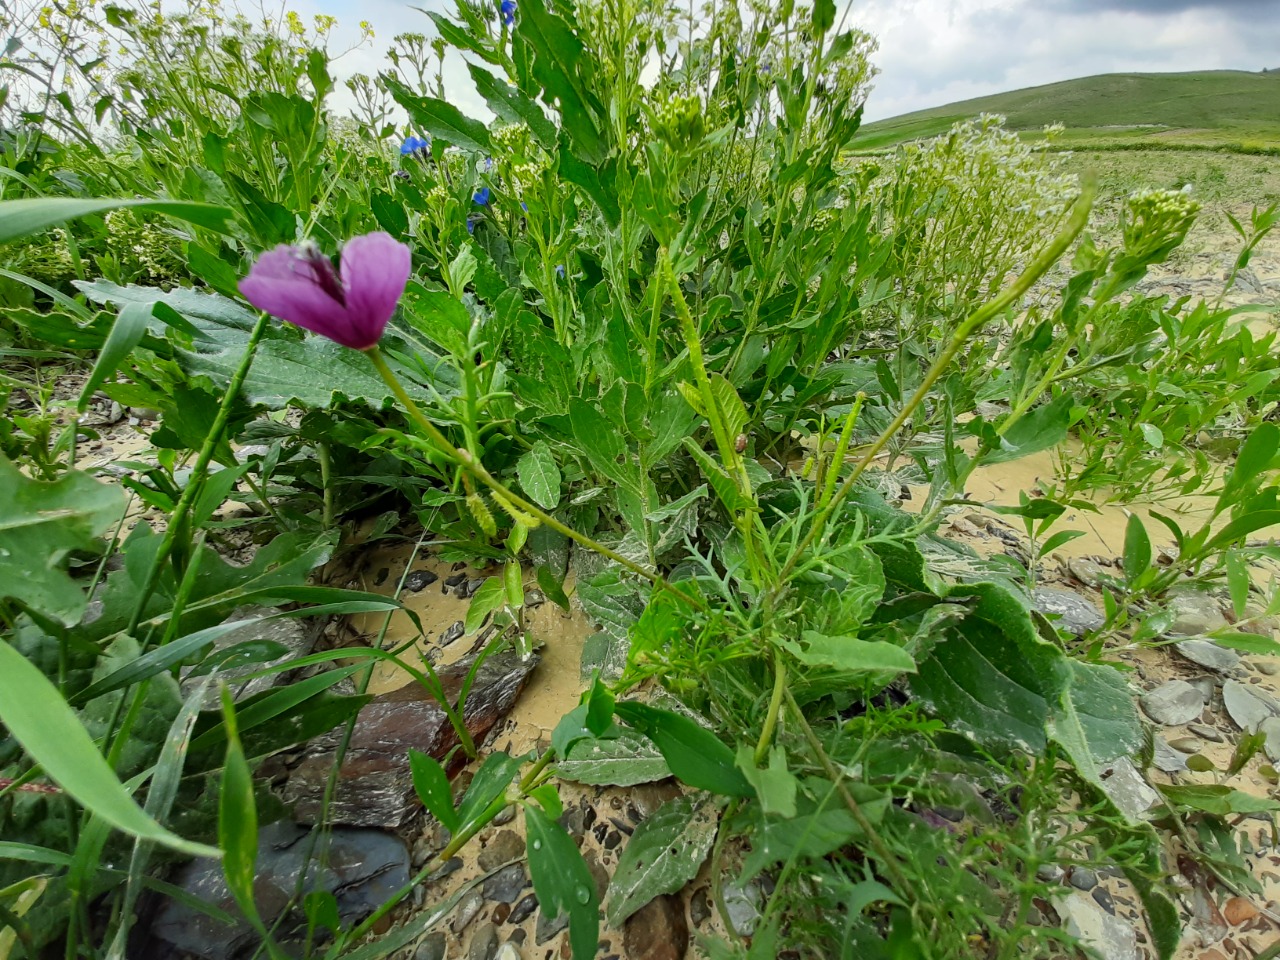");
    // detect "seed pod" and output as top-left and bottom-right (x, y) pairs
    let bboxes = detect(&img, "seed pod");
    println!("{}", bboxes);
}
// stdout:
(735, 433), (747, 454)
